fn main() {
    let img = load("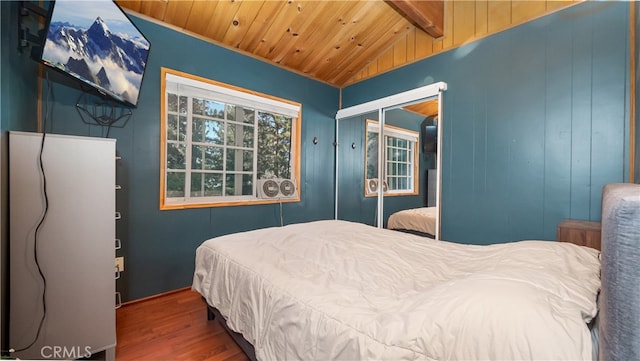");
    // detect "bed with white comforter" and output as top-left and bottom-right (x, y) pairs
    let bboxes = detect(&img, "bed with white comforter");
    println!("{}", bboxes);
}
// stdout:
(387, 206), (437, 236)
(192, 219), (600, 361)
